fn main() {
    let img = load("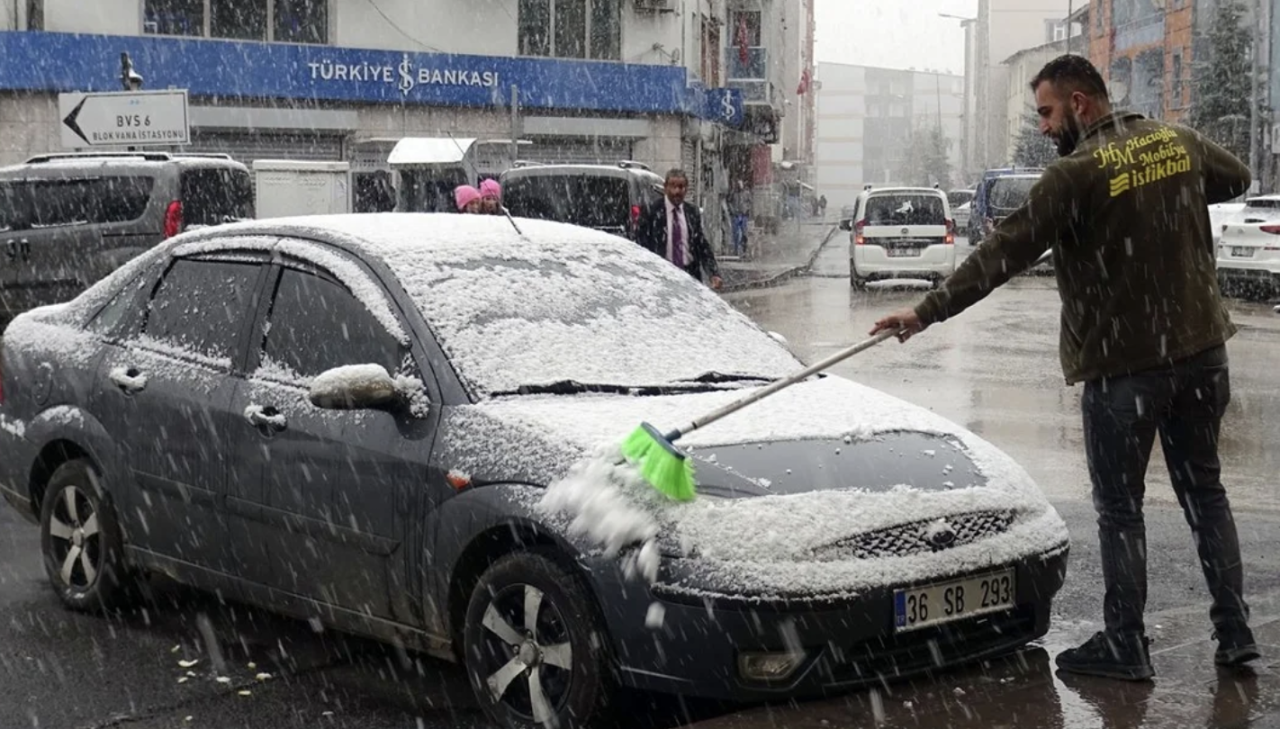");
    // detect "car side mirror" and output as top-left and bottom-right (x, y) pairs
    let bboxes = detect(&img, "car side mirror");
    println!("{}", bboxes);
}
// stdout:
(768, 331), (789, 346)
(309, 364), (401, 410)
(838, 218), (853, 231)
